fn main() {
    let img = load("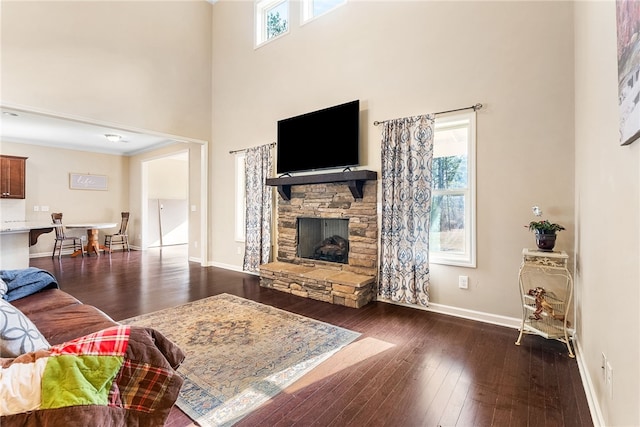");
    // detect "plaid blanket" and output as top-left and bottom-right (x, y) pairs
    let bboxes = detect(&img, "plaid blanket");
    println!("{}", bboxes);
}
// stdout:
(1, 325), (185, 427)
